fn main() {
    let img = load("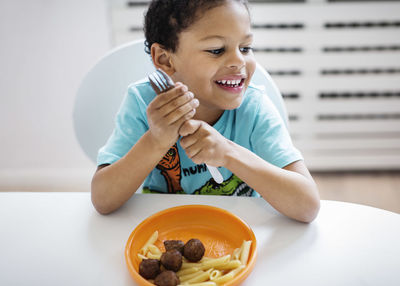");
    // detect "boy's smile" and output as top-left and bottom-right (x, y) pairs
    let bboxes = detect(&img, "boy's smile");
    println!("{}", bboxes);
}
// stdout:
(169, 0), (256, 125)
(215, 75), (246, 94)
